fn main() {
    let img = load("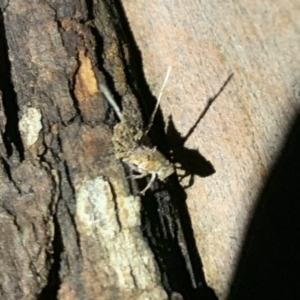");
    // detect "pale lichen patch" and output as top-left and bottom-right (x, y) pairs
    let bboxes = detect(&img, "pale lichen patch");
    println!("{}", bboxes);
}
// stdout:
(74, 176), (167, 298)
(75, 176), (120, 238)
(19, 107), (42, 149)
(117, 195), (141, 229)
